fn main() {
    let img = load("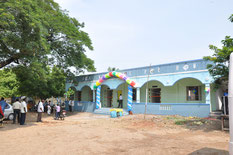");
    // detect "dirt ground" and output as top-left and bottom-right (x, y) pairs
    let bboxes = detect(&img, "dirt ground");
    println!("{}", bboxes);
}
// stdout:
(0, 112), (230, 155)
